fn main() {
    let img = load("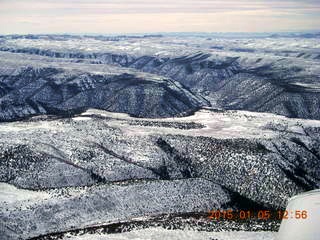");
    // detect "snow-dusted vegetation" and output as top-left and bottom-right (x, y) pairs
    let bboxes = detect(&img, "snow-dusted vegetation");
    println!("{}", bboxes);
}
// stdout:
(0, 33), (319, 239)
